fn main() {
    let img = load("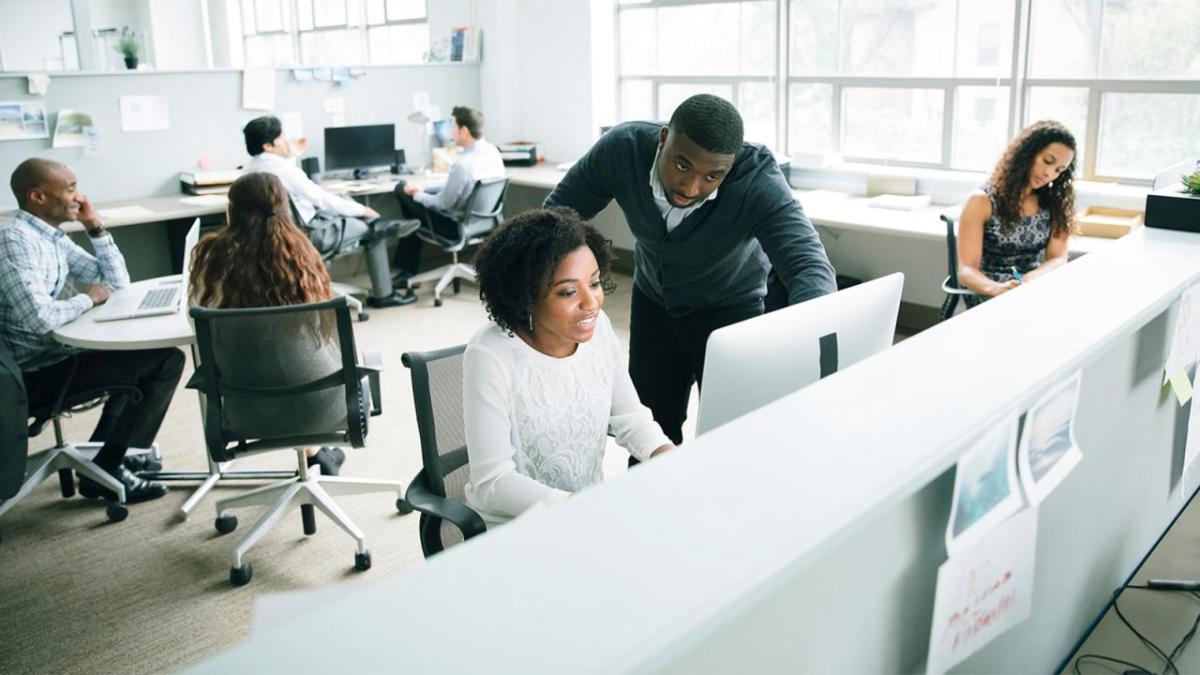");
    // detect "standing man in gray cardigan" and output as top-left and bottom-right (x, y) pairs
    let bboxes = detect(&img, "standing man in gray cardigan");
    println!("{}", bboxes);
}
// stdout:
(545, 94), (836, 449)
